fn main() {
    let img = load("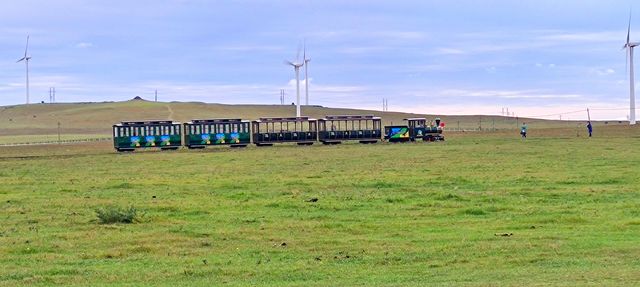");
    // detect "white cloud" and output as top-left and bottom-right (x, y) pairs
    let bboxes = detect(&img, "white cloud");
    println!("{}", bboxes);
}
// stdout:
(439, 88), (581, 99)
(75, 42), (93, 48)
(592, 68), (615, 76)
(435, 48), (465, 55)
